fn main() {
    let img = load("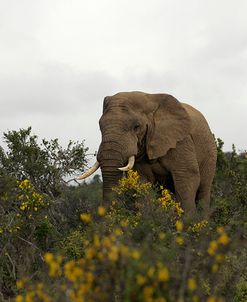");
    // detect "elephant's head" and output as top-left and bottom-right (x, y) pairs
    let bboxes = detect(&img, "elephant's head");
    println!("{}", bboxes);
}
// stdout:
(80, 92), (191, 201)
